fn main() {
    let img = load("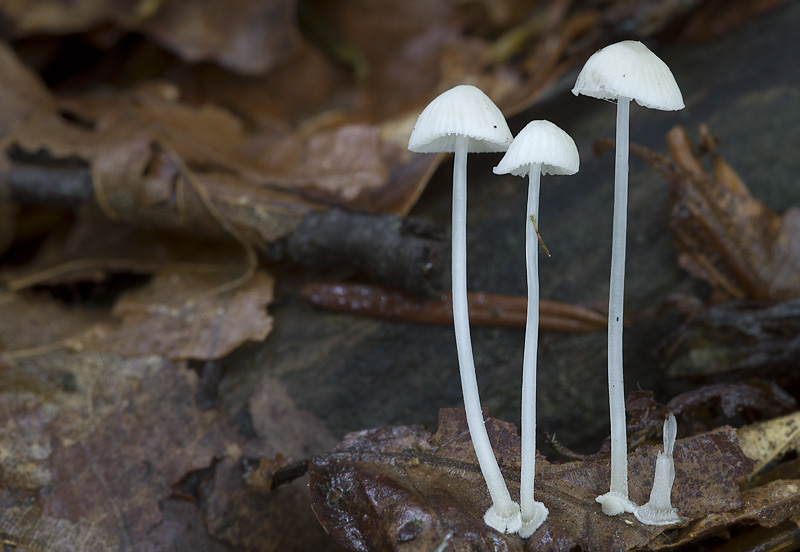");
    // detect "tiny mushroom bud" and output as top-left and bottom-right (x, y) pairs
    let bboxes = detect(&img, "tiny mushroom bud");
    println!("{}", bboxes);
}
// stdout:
(409, 85), (522, 534)
(572, 41), (683, 516)
(493, 120), (580, 538)
(634, 414), (684, 526)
